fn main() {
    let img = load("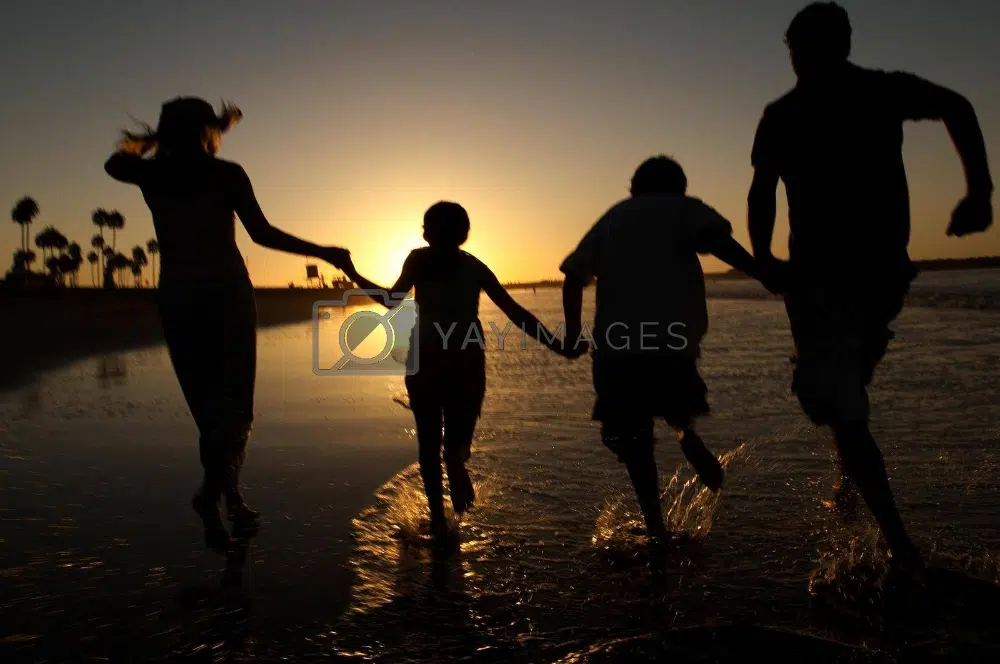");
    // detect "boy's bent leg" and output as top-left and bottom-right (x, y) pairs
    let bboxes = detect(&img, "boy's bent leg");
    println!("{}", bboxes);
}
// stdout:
(668, 412), (723, 492)
(677, 429), (724, 492)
